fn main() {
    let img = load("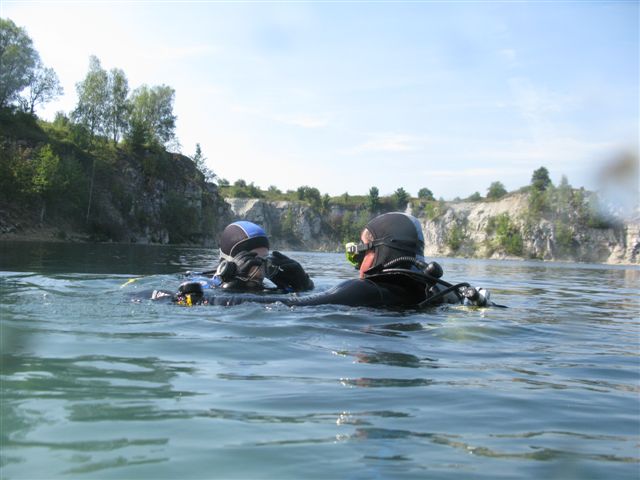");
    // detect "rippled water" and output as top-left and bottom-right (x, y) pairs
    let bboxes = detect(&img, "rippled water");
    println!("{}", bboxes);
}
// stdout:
(1, 241), (638, 479)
